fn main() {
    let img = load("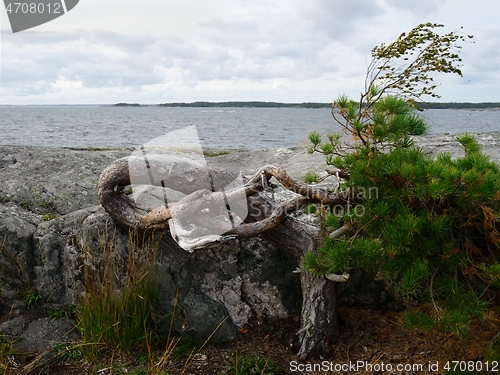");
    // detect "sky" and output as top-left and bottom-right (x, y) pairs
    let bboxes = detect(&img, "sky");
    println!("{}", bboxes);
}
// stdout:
(0, 0), (499, 104)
